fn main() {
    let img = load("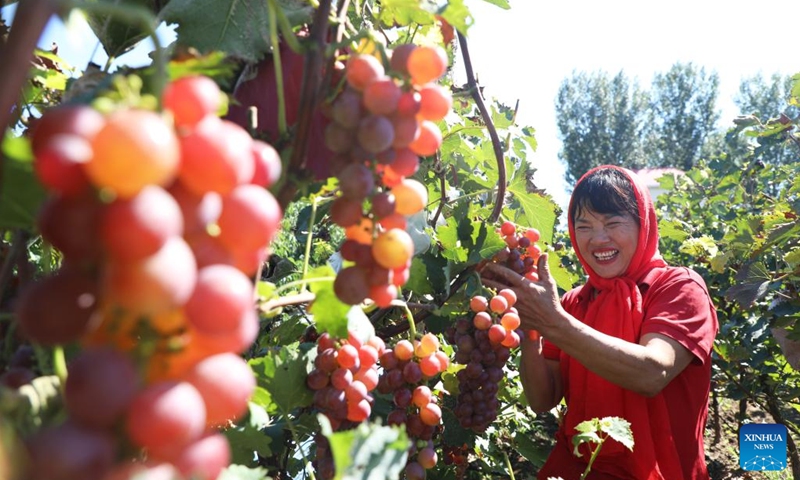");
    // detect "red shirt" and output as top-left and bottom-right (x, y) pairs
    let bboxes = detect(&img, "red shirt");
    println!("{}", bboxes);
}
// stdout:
(540, 266), (718, 479)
